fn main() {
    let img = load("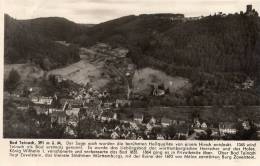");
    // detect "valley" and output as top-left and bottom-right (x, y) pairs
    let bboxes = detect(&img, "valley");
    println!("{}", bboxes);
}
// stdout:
(3, 5), (260, 140)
